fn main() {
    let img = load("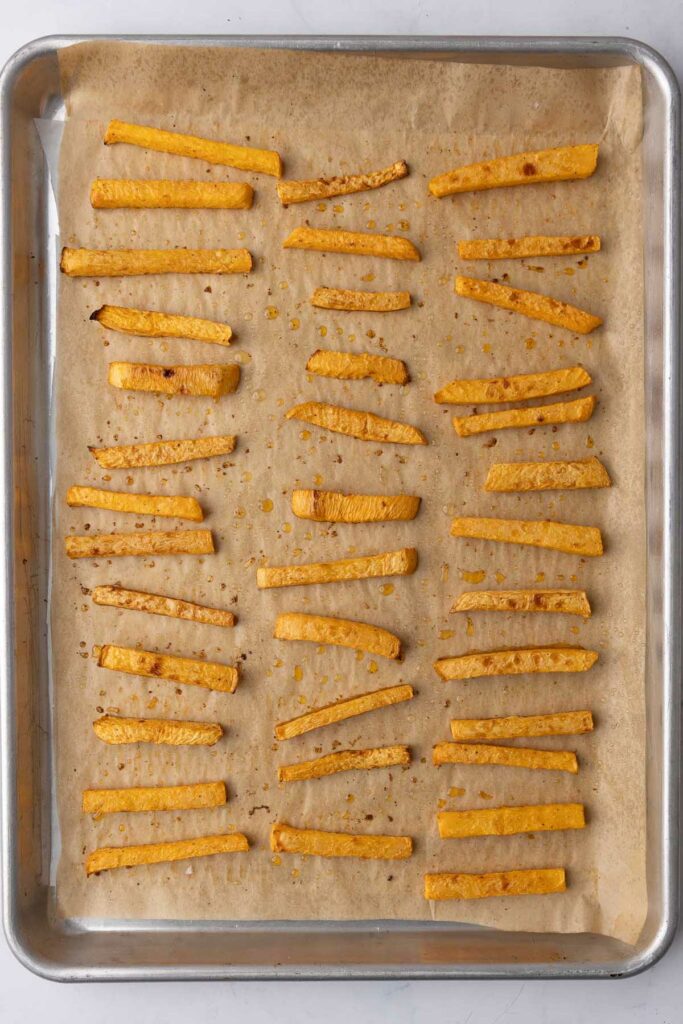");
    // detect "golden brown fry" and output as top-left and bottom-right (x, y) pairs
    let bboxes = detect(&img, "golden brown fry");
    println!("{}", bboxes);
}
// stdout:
(291, 489), (421, 523)
(104, 119), (282, 176)
(89, 435), (236, 470)
(90, 179), (254, 210)
(93, 715), (223, 746)
(60, 247), (252, 277)
(453, 589), (591, 618)
(286, 401), (426, 445)
(277, 160), (408, 205)
(433, 742), (578, 774)
(434, 646), (598, 681)
(108, 362), (239, 398)
(92, 585), (235, 627)
(91, 305), (232, 345)
(283, 226), (420, 261)
(278, 744), (411, 783)
(257, 547), (417, 589)
(275, 612), (401, 659)
(270, 823), (412, 860)
(455, 275), (602, 334)
(485, 456), (611, 492)
(95, 644), (238, 693)
(65, 529), (214, 559)
(453, 396), (595, 437)
(437, 803), (586, 839)
(435, 365), (591, 405)
(275, 683), (414, 740)
(430, 143), (598, 198)
(82, 781), (226, 816)
(66, 486), (203, 522)
(311, 287), (411, 312)
(458, 234), (600, 260)
(425, 868), (566, 901)
(450, 516), (604, 556)
(450, 710), (594, 742)
(86, 832), (249, 875)
(306, 349), (408, 385)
